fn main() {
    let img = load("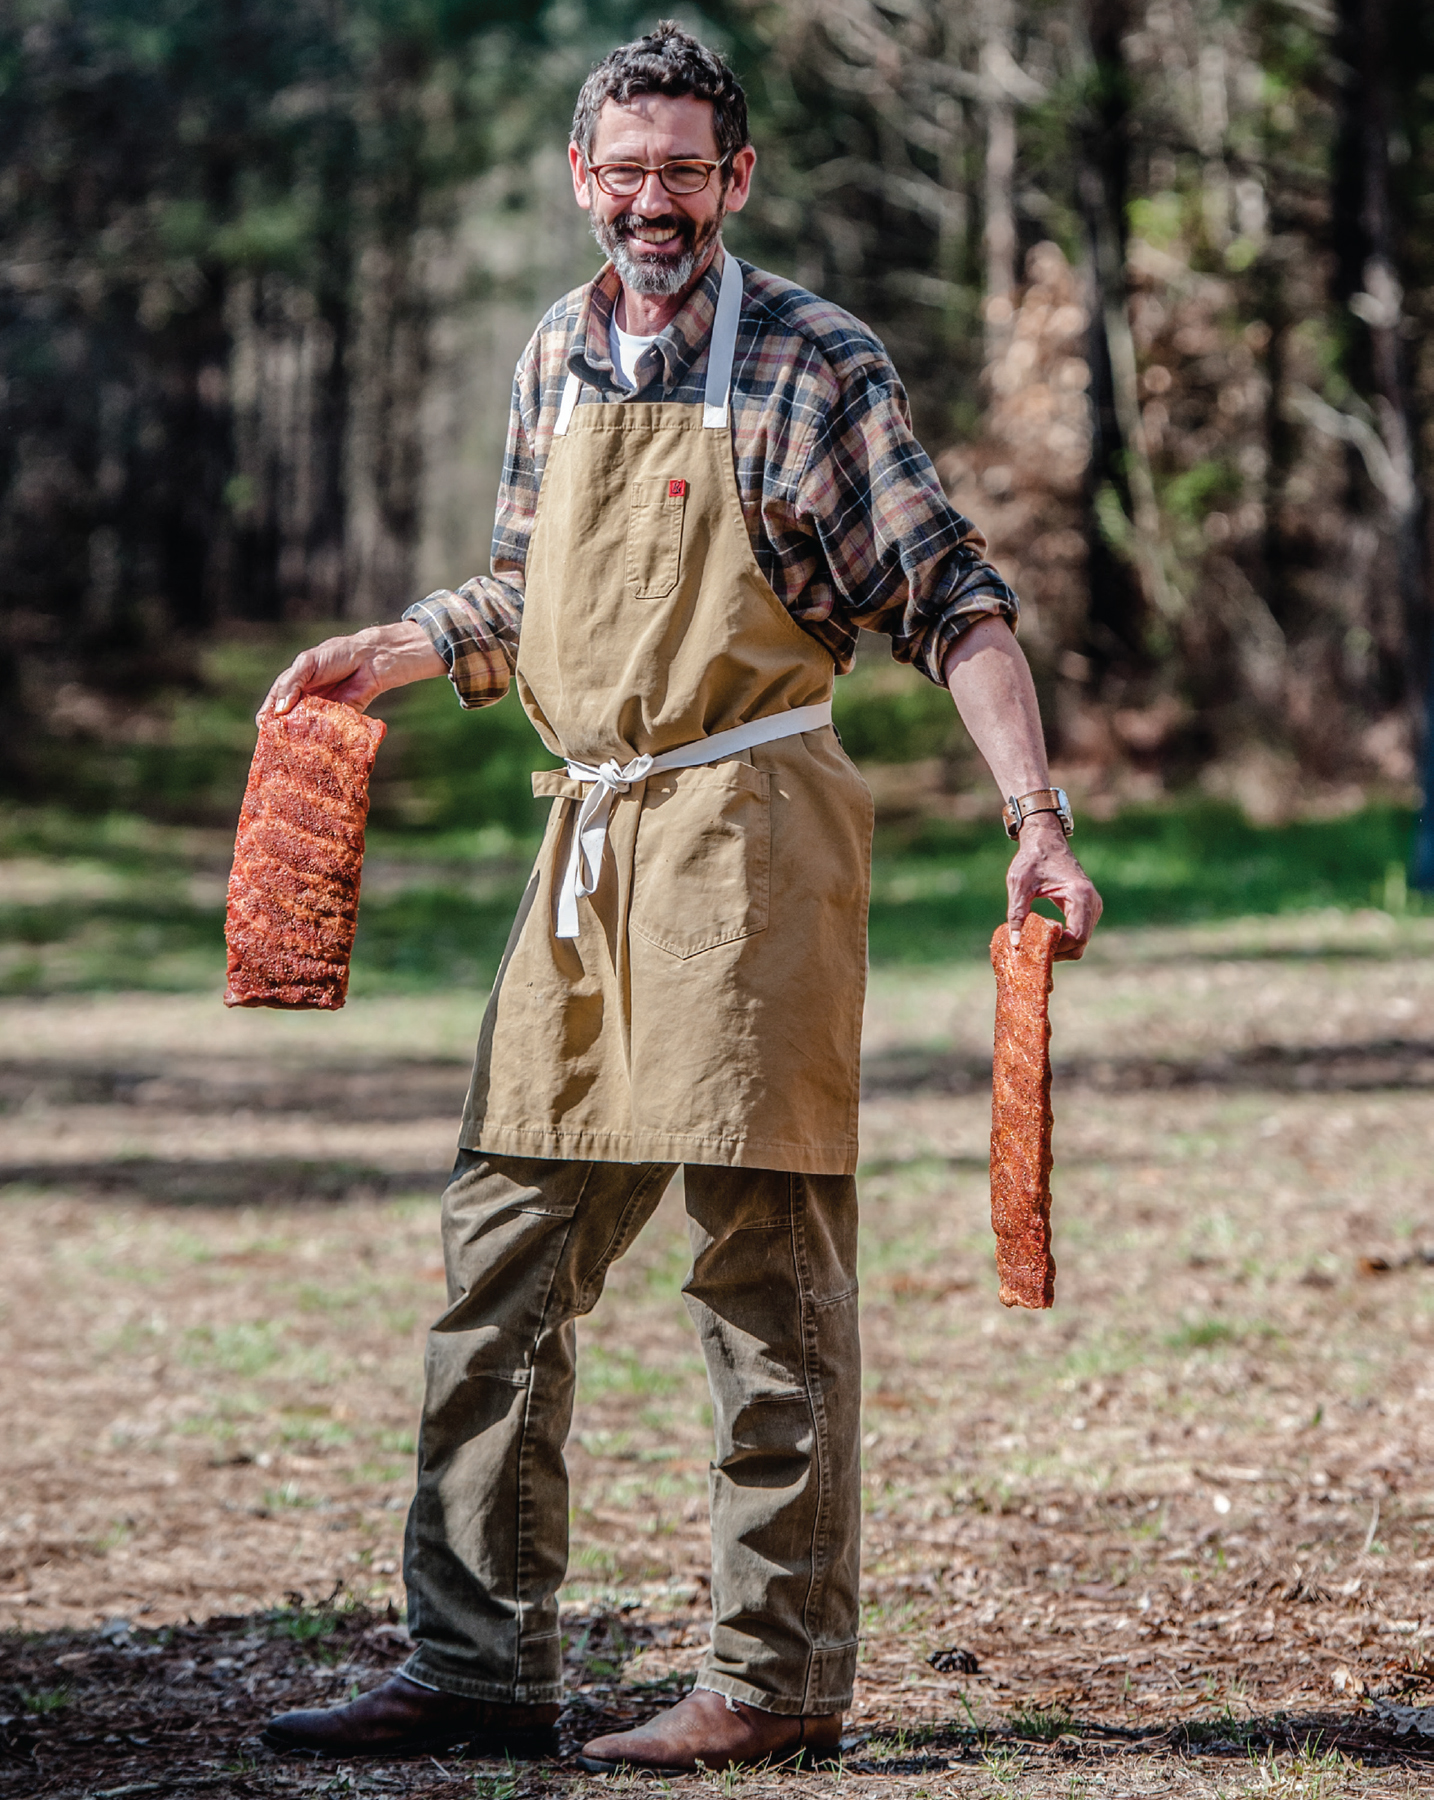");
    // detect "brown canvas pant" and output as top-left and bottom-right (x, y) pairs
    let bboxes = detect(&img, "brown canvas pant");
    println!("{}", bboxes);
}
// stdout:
(400, 1150), (861, 1716)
